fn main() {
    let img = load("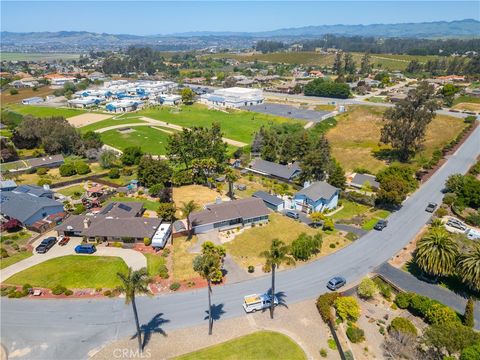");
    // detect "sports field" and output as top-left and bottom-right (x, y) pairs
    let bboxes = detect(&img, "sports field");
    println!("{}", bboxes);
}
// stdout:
(0, 52), (80, 61)
(3, 104), (87, 118)
(100, 126), (172, 155)
(138, 104), (301, 143)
